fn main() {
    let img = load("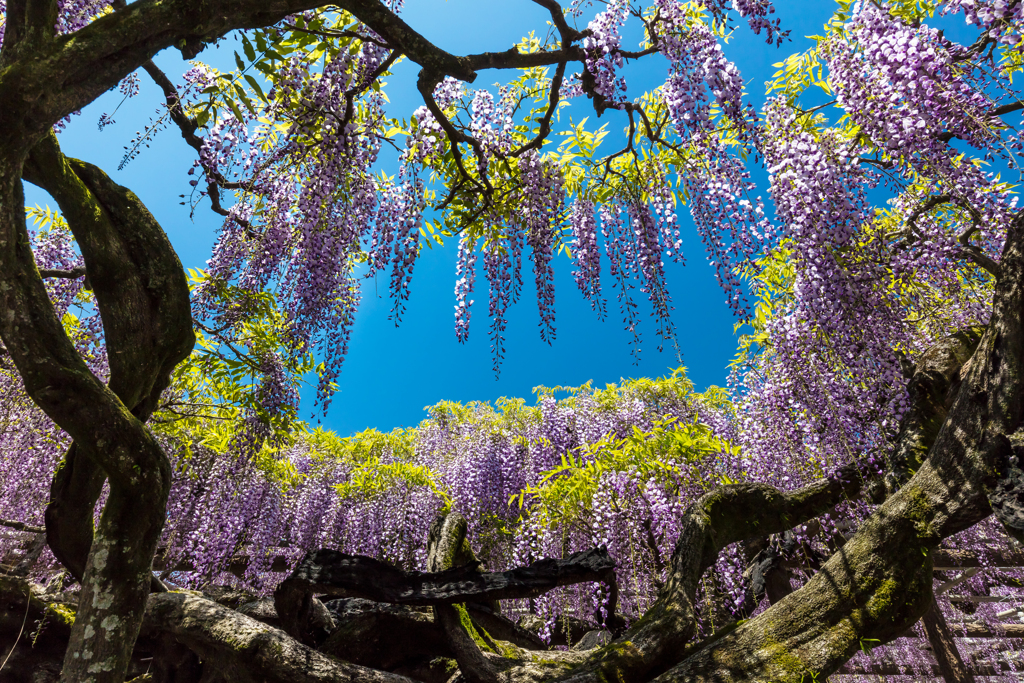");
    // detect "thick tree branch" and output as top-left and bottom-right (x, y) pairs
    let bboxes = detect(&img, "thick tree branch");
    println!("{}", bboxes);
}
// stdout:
(435, 604), (500, 683)
(0, 0), (482, 157)
(531, 0), (582, 42)
(959, 224), (1002, 277)
(0, 161), (172, 683)
(38, 266), (86, 279)
(465, 603), (548, 649)
(275, 546), (617, 609)
(43, 443), (106, 583)
(886, 328), (983, 494)
(465, 46), (583, 71)
(23, 132), (192, 591)
(561, 460), (871, 683)
(9, 131), (193, 681)
(427, 512), (498, 683)
(318, 598), (456, 669)
(23, 132), (194, 423)
(655, 212), (1024, 682)
(142, 592), (418, 683)
(921, 598), (976, 683)
(0, 0), (57, 59)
